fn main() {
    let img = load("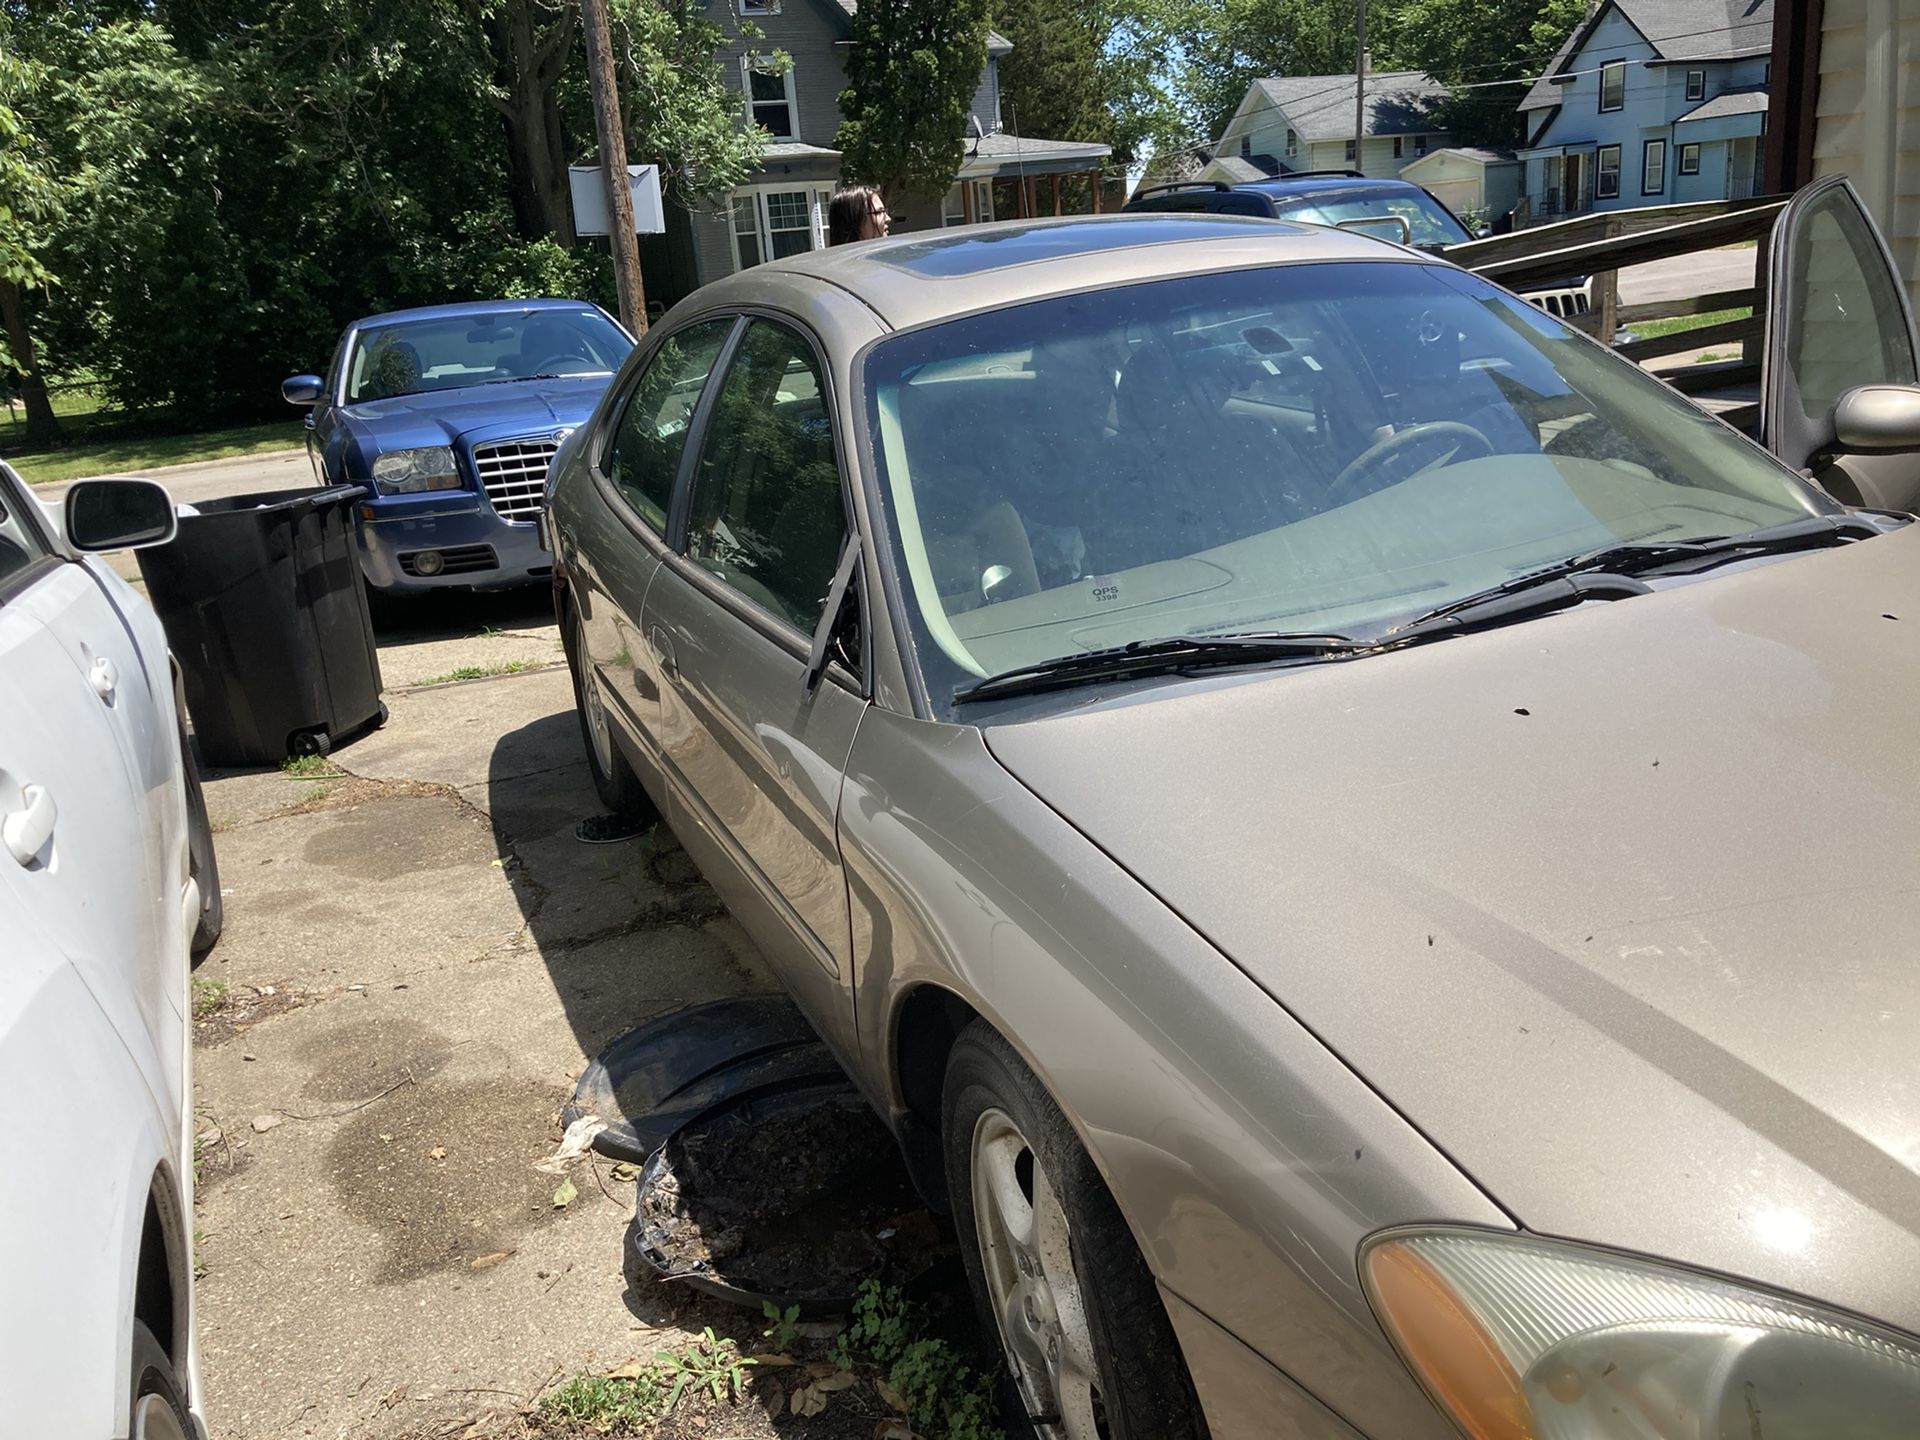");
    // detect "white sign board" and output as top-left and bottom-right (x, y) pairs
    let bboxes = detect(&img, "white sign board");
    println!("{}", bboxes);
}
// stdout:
(568, 164), (666, 236)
